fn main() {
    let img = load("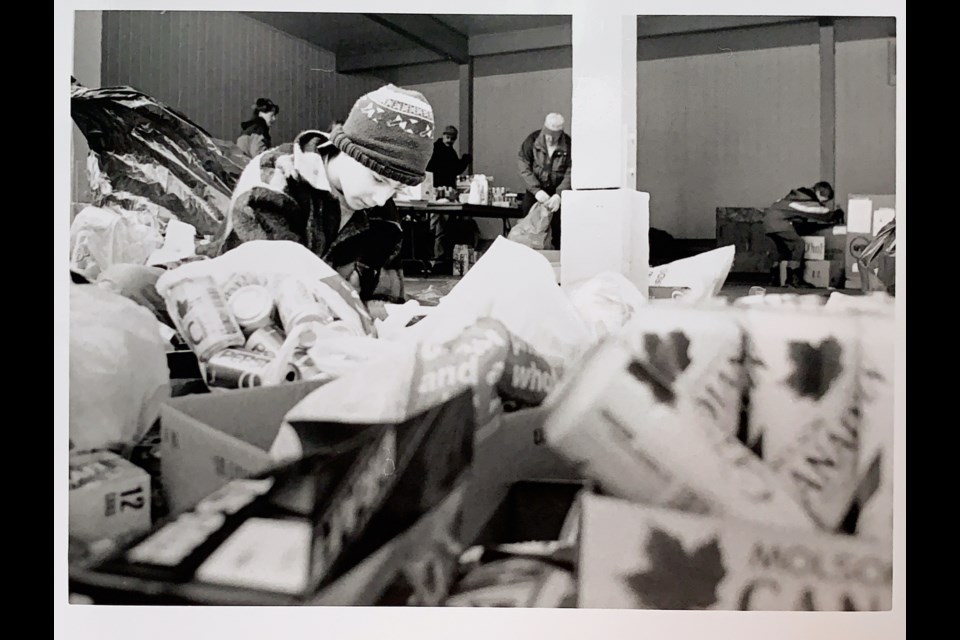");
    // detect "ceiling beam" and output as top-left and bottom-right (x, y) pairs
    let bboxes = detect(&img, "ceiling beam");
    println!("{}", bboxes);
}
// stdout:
(337, 47), (446, 73)
(363, 14), (469, 64)
(469, 25), (572, 56)
(636, 15), (813, 38)
(465, 18), (813, 58)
